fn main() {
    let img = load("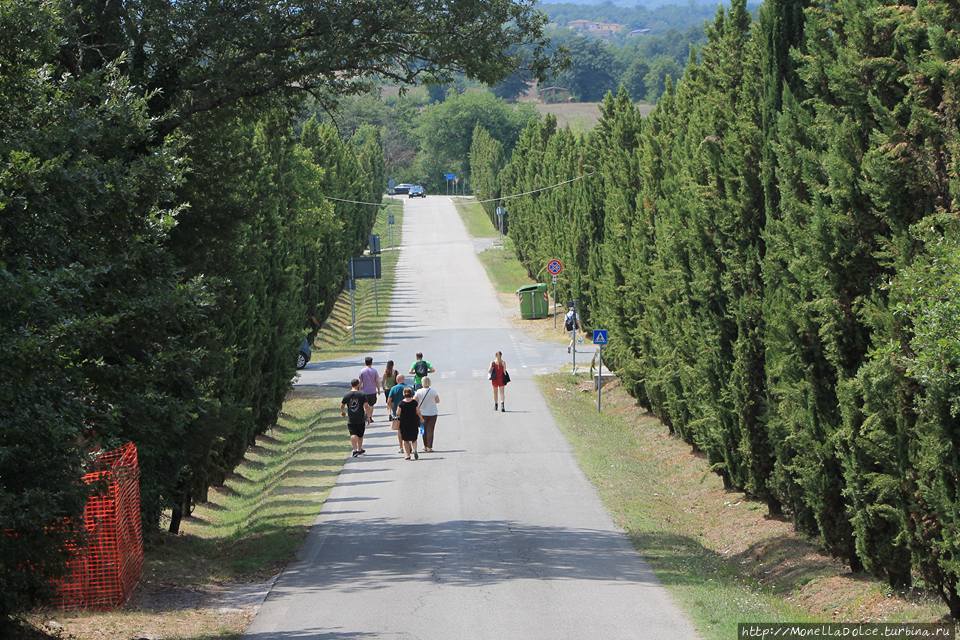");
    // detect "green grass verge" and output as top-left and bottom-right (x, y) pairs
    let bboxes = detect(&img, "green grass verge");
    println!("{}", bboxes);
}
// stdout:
(536, 373), (814, 640)
(477, 237), (535, 294)
(452, 197), (535, 294)
(453, 197), (498, 238)
(314, 198), (403, 359)
(153, 396), (344, 584)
